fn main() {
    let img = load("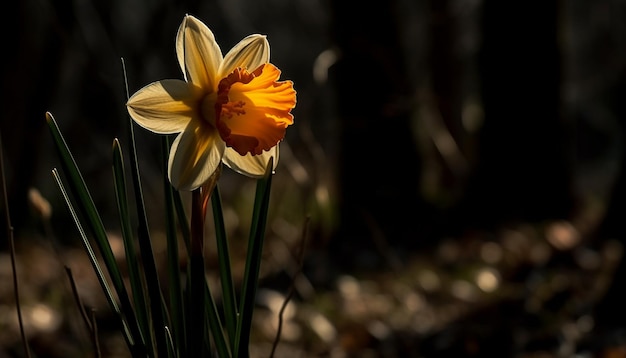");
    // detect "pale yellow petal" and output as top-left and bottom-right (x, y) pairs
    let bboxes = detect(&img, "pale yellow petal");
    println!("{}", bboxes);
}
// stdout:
(176, 15), (222, 89)
(127, 79), (203, 134)
(222, 145), (278, 178)
(219, 34), (269, 77)
(169, 120), (225, 191)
